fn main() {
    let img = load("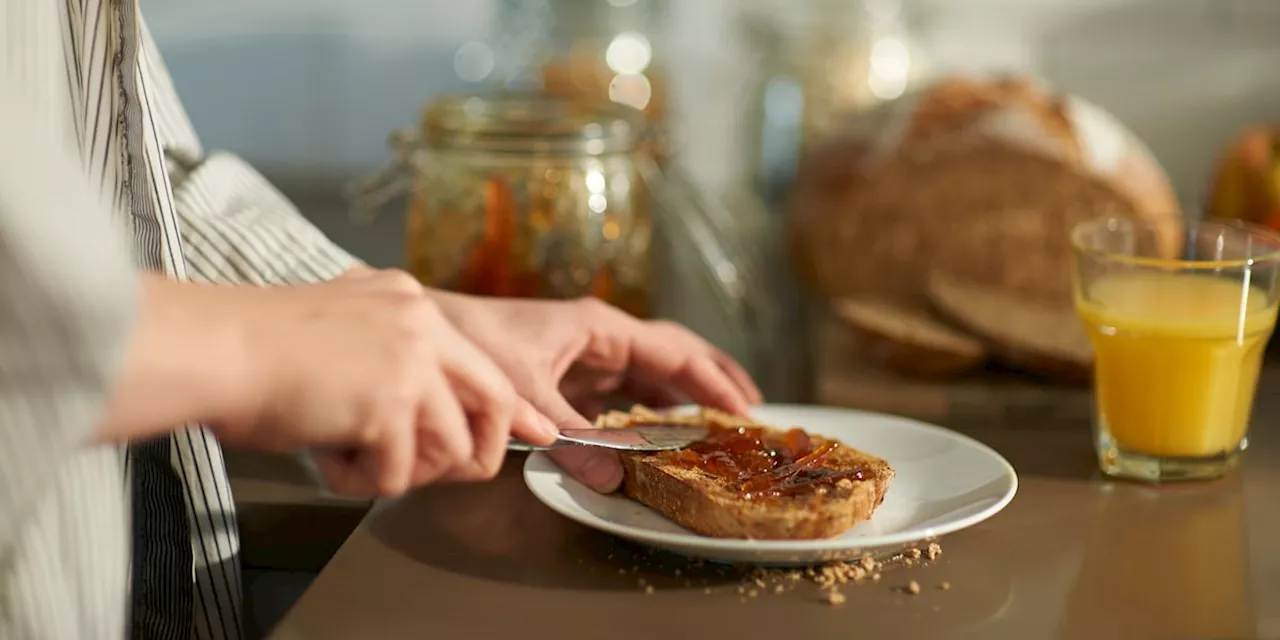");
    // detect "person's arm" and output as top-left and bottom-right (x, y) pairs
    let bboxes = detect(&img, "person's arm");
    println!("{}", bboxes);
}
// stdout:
(93, 274), (260, 442)
(0, 84), (139, 549)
